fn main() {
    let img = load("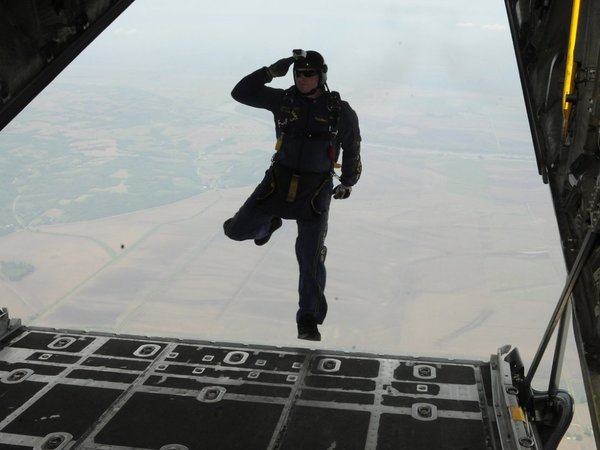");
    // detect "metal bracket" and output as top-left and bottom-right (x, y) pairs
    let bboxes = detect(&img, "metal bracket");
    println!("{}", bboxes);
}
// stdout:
(413, 364), (436, 380)
(491, 346), (539, 450)
(0, 308), (21, 341)
(197, 386), (226, 403)
(133, 344), (161, 358)
(317, 358), (341, 373)
(578, 66), (597, 83)
(33, 432), (73, 450)
(411, 403), (437, 421)
(1, 368), (33, 384)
